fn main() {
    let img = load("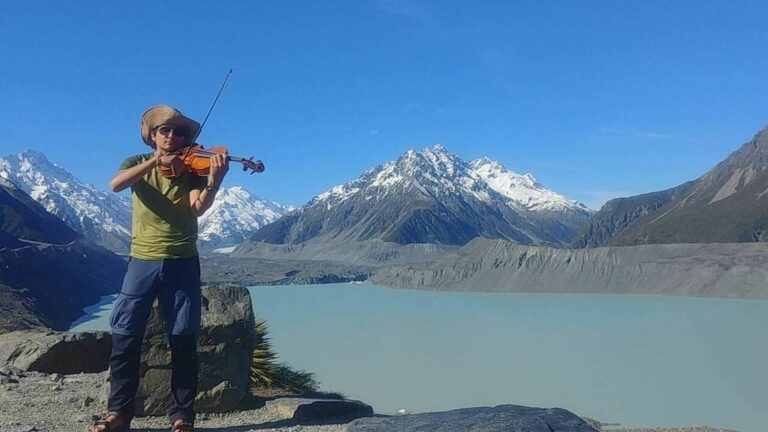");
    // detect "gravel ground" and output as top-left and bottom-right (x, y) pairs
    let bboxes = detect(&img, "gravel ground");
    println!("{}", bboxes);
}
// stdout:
(0, 371), (736, 432)
(602, 429), (737, 432)
(0, 371), (351, 432)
